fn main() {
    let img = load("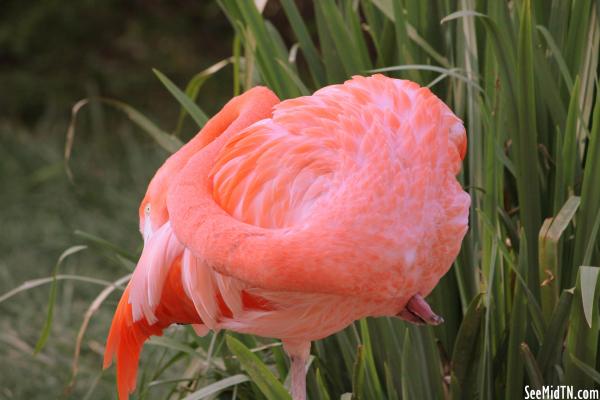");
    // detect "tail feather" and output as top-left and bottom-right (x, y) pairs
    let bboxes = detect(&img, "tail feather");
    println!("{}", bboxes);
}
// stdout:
(104, 257), (201, 399)
(104, 286), (165, 399)
(104, 253), (272, 399)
